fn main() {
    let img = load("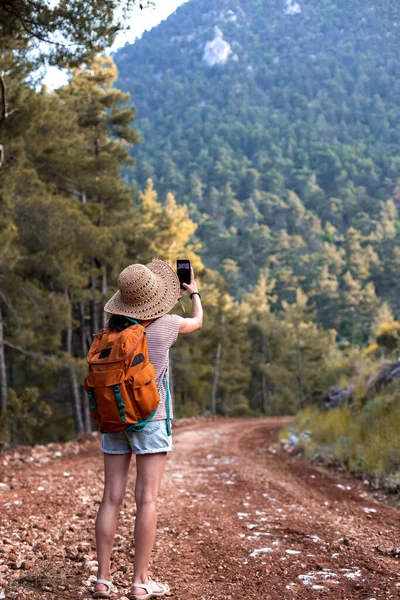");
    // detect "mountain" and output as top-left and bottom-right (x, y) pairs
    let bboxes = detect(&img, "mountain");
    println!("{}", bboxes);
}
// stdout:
(114, 0), (400, 341)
